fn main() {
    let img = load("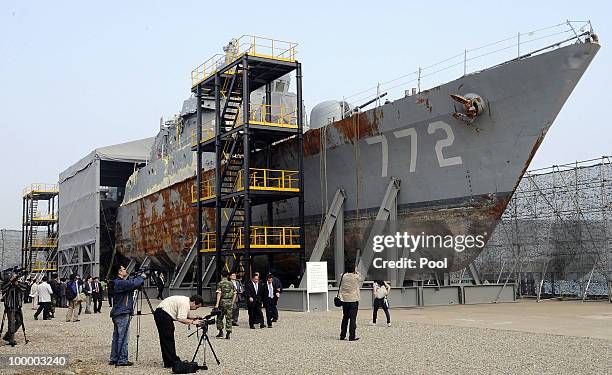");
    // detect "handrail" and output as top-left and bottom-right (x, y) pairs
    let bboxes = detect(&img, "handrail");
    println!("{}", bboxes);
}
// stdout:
(236, 168), (299, 192)
(23, 183), (58, 196)
(199, 225), (300, 251)
(191, 36), (298, 87)
(311, 20), (594, 125)
(241, 104), (298, 128)
(32, 261), (57, 271)
(191, 179), (216, 203)
(32, 237), (58, 247)
(190, 127), (216, 147)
